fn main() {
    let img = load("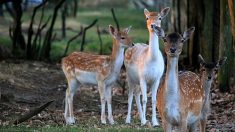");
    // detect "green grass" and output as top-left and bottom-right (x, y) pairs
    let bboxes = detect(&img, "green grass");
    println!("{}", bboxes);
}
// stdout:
(0, 125), (162, 132)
